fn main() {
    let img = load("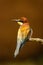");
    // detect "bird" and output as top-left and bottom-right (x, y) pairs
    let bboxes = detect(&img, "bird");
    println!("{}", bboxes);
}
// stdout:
(13, 17), (33, 58)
